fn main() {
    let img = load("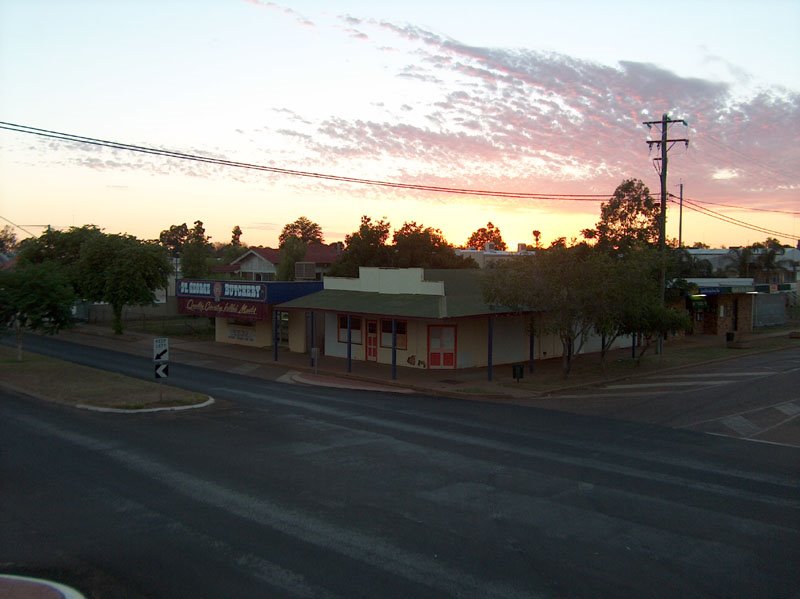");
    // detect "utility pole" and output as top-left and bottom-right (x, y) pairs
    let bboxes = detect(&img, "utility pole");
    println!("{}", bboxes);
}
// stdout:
(644, 113), (689, 255)
(678, 181), (684, 248)
(643, 113), (689, 353)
